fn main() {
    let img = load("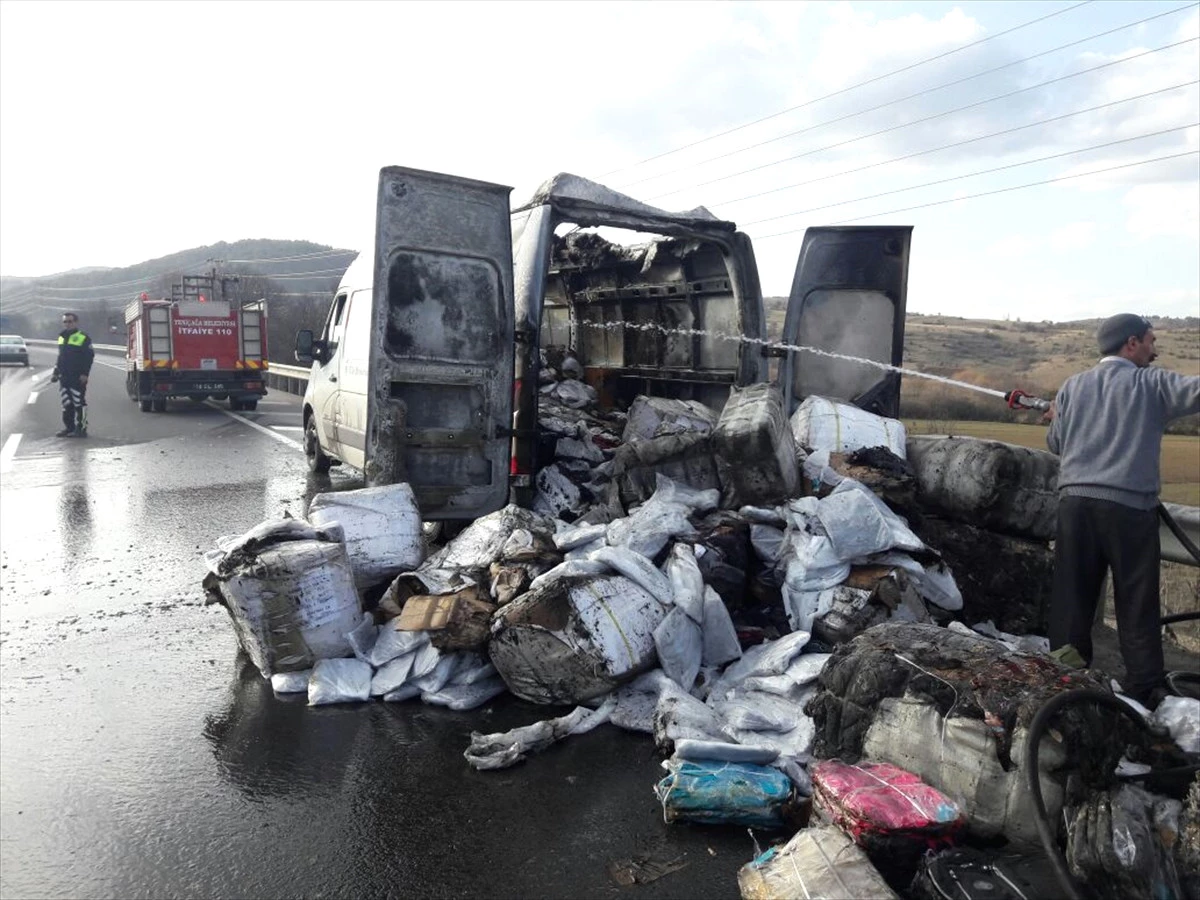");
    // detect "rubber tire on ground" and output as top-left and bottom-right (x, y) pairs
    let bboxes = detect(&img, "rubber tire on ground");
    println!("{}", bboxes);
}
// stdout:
(304, 416), (332, 474)
(140, 398), (152, 412)
(241, 400), (257, 412)
(229, 398), (245, 411)
(152, 396), (167, 413)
